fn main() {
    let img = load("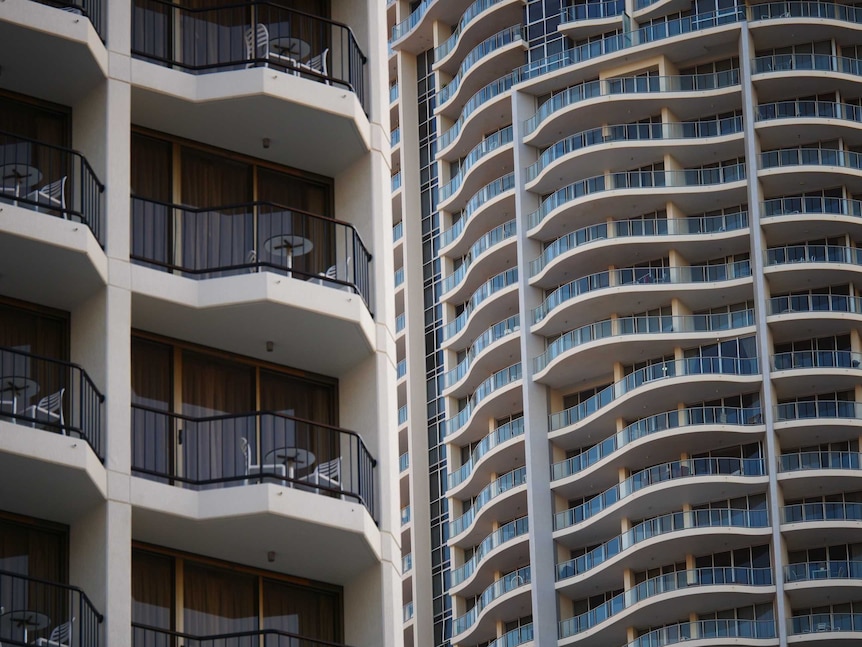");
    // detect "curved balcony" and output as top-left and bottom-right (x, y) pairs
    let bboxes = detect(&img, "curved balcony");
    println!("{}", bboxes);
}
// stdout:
(765, 243), (862, 294)
(773, 399), (862, 447)
(435, 0), (525, 72)
(549, 354), (760, 434)
(130, 405), (377, 520)
(443, 268), (519, 347)
(785, 562), (862, 613)
(438, 74), (515, 161)
(488, 623), (533, 647)
(527, 166), (748, 241)
(781, 501), (862, 547)
(786, 560), (862, 584)
(444, 363), (522, 442)
(437, 26), (525, 118)
(788, 613), (862, 638)
(450, 466), (527, 541)
(761, 196), (862, 242)
(555, 507), (769, 583)
(558, 0), (624, 40)
(440, 173), (515, 254)
(532, 260), (752, 337)
(552, 405), (762, 482)
(452, 566), (531, 642)
(554, 457), (765, 536)
(439, 127), (513, 212)
(441, 220), (517, 304)
(523, 70), (740, 148)
(443, 315), (520, 398)
(449, 416), (524, 493)
(530, 211), (748, 288)
(450, 515), (529, 591)
(527, 117), (744, 194)
(770, 350), (862, 398)
(778, 450), (862, 499)
(626, 619), (777, 647)
(534, 309), (755, 389)
(558, 567), (773, 642)
(756, 100), (862, 150)
(752, 54), (862, 102)
(760, 147), (862, 196)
